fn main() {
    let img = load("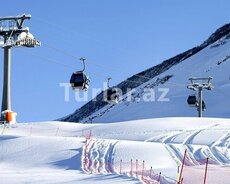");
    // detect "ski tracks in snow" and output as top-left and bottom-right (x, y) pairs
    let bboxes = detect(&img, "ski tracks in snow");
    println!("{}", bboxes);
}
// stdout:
(146, 124), (230, 166)
(183, 124), (219, 145)
(81, 123), (230, 184)
(83, 138), (118, 174)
